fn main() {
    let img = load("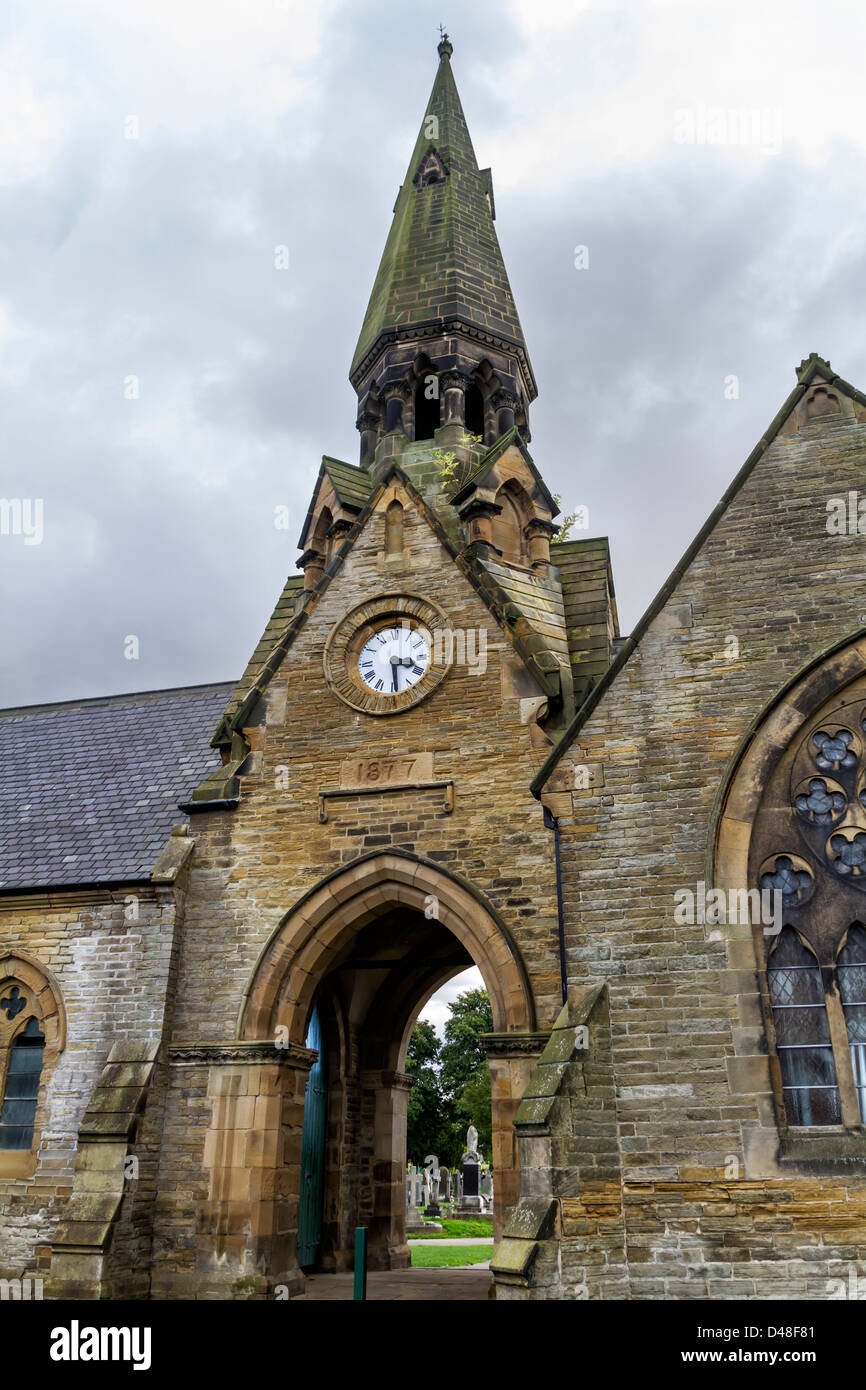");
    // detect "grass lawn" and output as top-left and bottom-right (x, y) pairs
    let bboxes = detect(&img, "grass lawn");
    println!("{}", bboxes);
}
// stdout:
(411, 1244), (493, 1269)
(419, 1219), (494, 1240)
